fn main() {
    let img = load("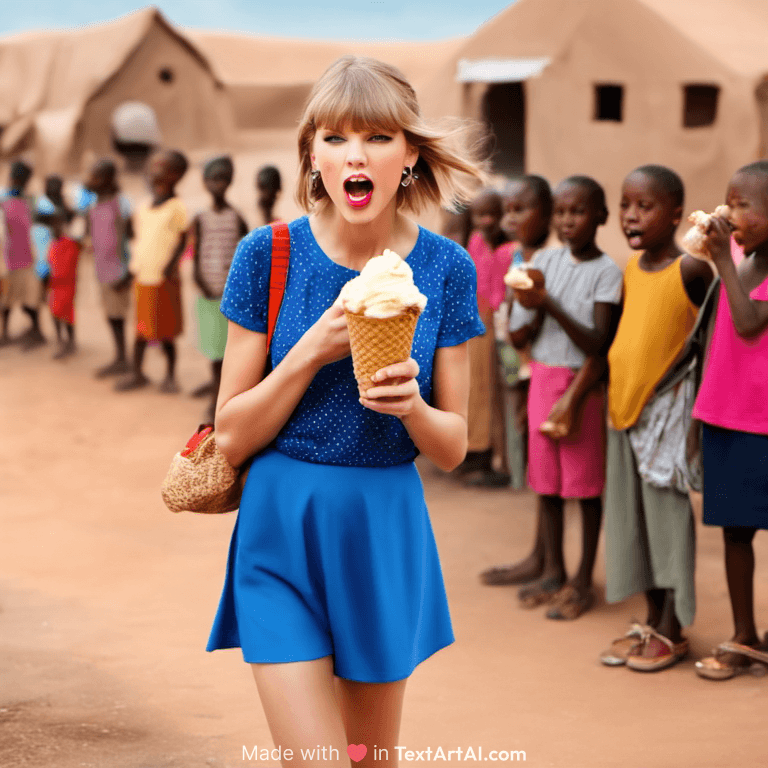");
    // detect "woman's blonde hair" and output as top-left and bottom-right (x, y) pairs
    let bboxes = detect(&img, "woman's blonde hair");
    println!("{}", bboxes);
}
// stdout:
(296, 56), (489, 213)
